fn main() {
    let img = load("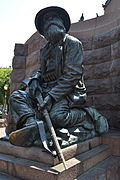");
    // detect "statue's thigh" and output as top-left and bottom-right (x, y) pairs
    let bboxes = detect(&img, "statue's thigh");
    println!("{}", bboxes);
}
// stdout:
(10, 90), (29, 104)
(50, 98), (92, 128)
